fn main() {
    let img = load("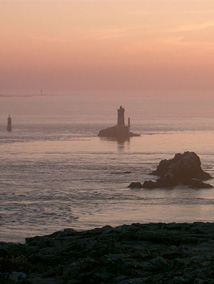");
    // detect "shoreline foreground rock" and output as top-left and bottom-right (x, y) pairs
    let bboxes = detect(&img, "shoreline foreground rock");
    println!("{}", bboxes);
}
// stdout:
(2, 223), (214, 283)
(129, 151), (213, 189)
